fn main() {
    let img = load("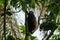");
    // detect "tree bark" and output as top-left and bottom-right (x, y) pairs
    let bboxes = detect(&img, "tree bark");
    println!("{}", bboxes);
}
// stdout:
(3, 0), (6, 40)
(25, 11), (29, 40)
